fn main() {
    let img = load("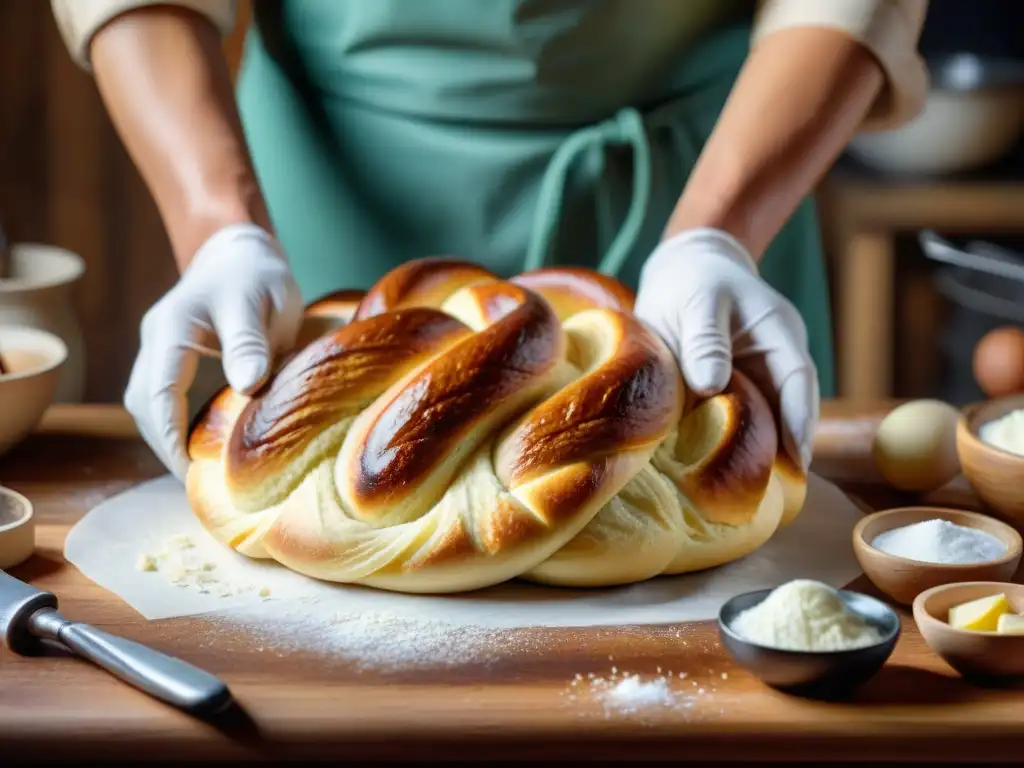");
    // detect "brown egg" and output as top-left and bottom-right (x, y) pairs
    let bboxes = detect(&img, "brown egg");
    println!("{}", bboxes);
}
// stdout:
(973, 326), (1024, 397)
